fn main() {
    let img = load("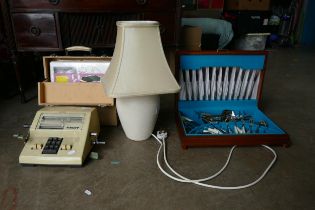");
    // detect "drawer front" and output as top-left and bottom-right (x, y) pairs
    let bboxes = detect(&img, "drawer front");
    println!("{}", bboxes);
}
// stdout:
(11, 0), (176, 11)
(12, 13), (59, 51)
